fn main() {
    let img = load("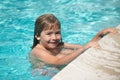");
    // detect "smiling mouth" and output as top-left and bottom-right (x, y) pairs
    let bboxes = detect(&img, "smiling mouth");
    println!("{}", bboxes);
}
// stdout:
(50, 42), (57, 44)
(49, 41), (59, 45)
